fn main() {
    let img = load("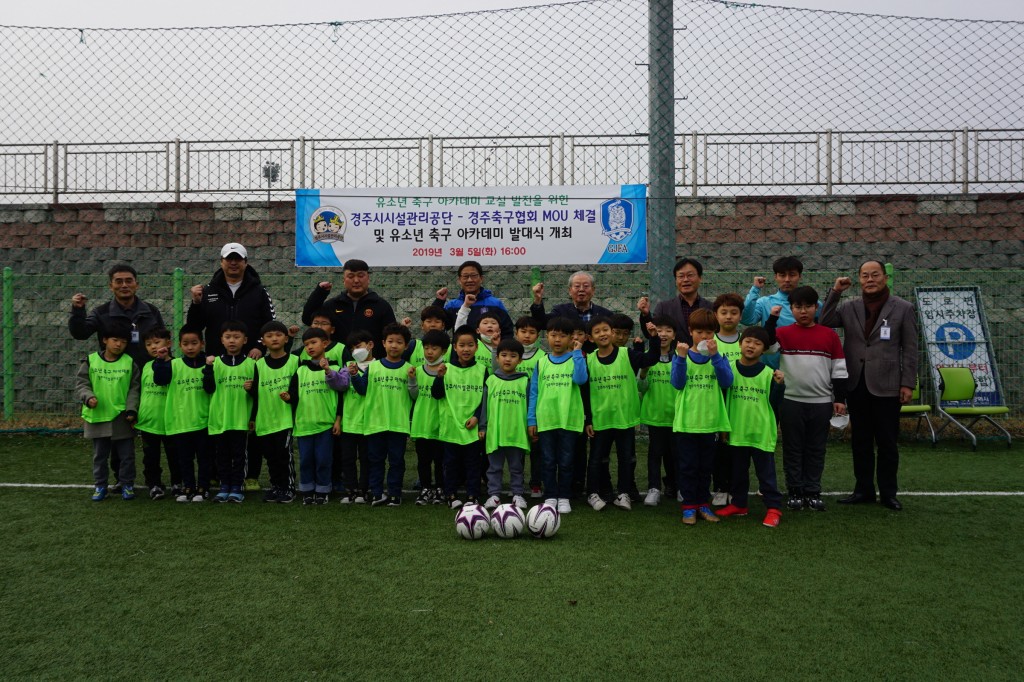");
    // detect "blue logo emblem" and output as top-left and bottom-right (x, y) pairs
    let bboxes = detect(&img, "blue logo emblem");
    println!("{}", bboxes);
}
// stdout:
(310, 206), (347, 243)
(936, 323), (976, 360)
(601, 199), (634, 242)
